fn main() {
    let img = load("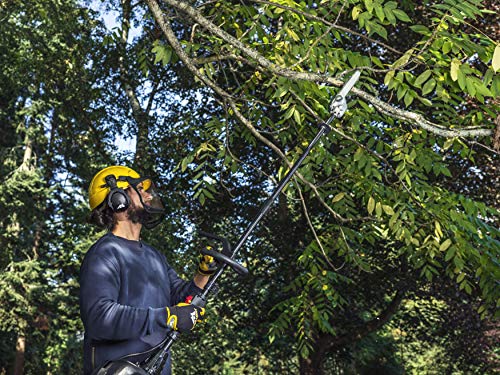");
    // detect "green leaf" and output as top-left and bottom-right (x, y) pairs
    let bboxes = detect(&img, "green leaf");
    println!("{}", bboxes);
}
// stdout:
(384, 70), (395, 86)
(410, 25), (431, 35)
(332, 193), (345, 203)
(384, 1), (397, 10)
(367, 196), (375, 214)
(369, 22), (388, 39)
(293, 107), (302, 125)
(439, 239), (452, 252)
(422, 78), (436, 95)
(475, 82), (492, 97)
(374, 4), (385, 21)
(414, 70), (432, 88)
(493, 44), (500, 72)
(466, 78), (476, 96)
(435, 220), (443, 239)
(152, 44), (172, 66)
(445, 246), (456, 261)
(364, 0), (374, 13)
(354, 147), (364, 161)
(450, 58), (461, 81)
(392, 49), (414, 69)
(442, 41), (453, 54)
(443, 137), (455, 150)
(352, 6), (362, 20)
(384, 8), (396, 24)
(392, 9), (411, 22)
(181, 157), (189, 172)
(404, 92), (414, 107)
(418, 97), (433, 106)
(383, 205), (395, 215)
(457, 69), (466, 90)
